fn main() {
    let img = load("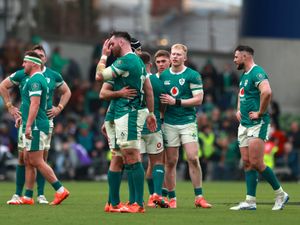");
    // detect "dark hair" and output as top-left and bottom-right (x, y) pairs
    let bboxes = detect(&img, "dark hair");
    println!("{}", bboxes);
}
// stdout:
(154, 50), (170, 59)
(110, 31), (131, 43)
(24, 50), (42, 59)
(234, 45), (254, 55)
(31, 44), (46, 54)
(139, 51), (151, 64)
